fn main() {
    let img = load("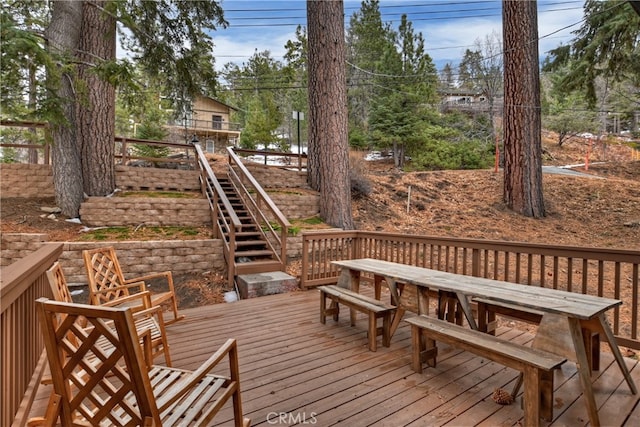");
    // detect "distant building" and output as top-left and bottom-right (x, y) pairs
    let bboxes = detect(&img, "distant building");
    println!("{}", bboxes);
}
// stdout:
(438, 89), (499, 114)
(165, 96), (241, 153)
